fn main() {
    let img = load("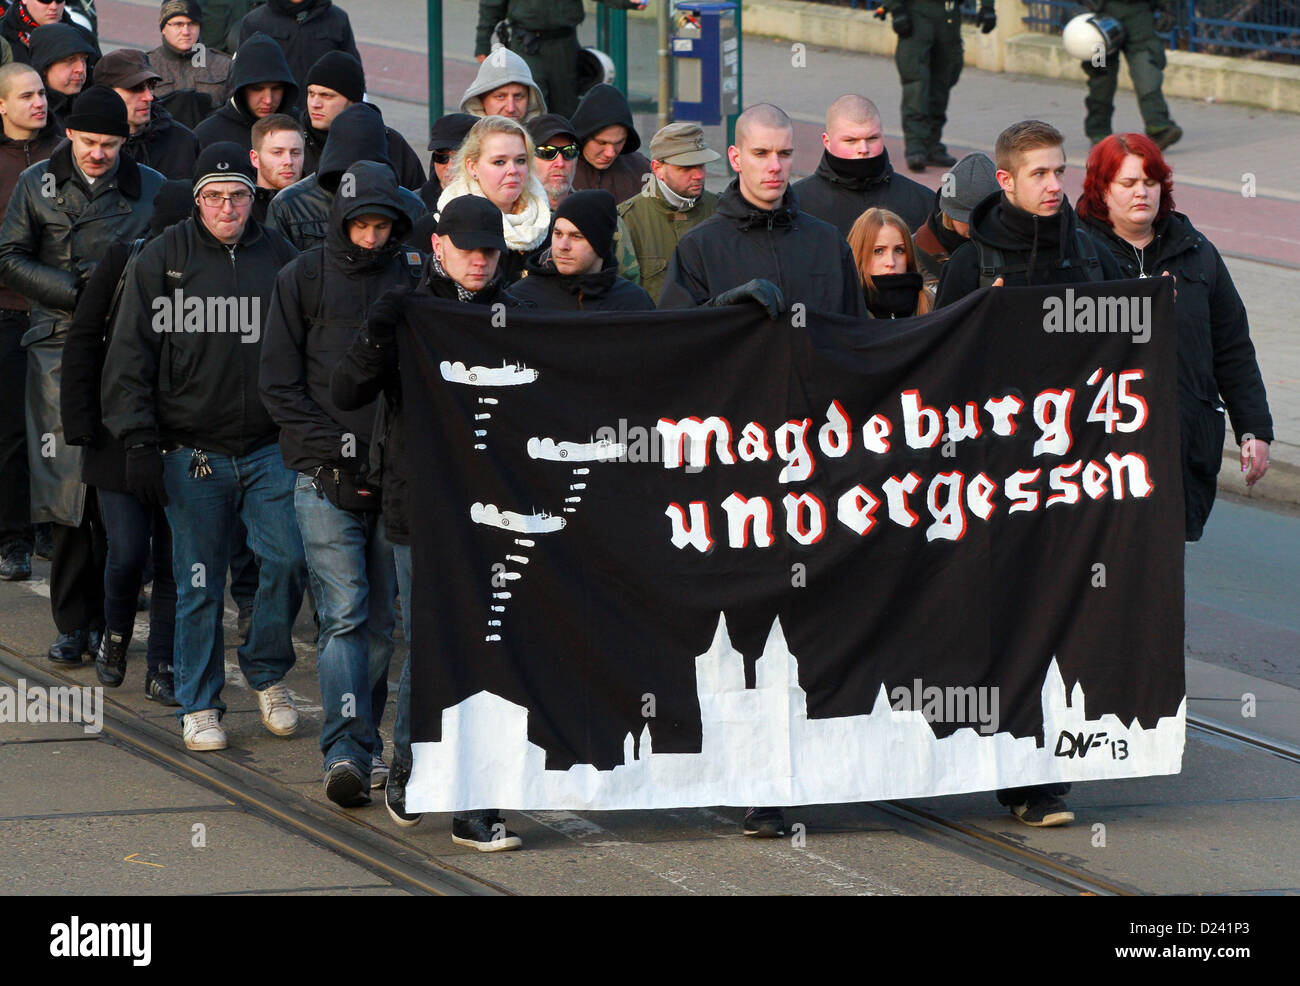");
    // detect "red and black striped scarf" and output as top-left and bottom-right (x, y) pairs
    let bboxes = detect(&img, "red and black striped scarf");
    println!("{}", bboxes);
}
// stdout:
(9, 1), (44, 50)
